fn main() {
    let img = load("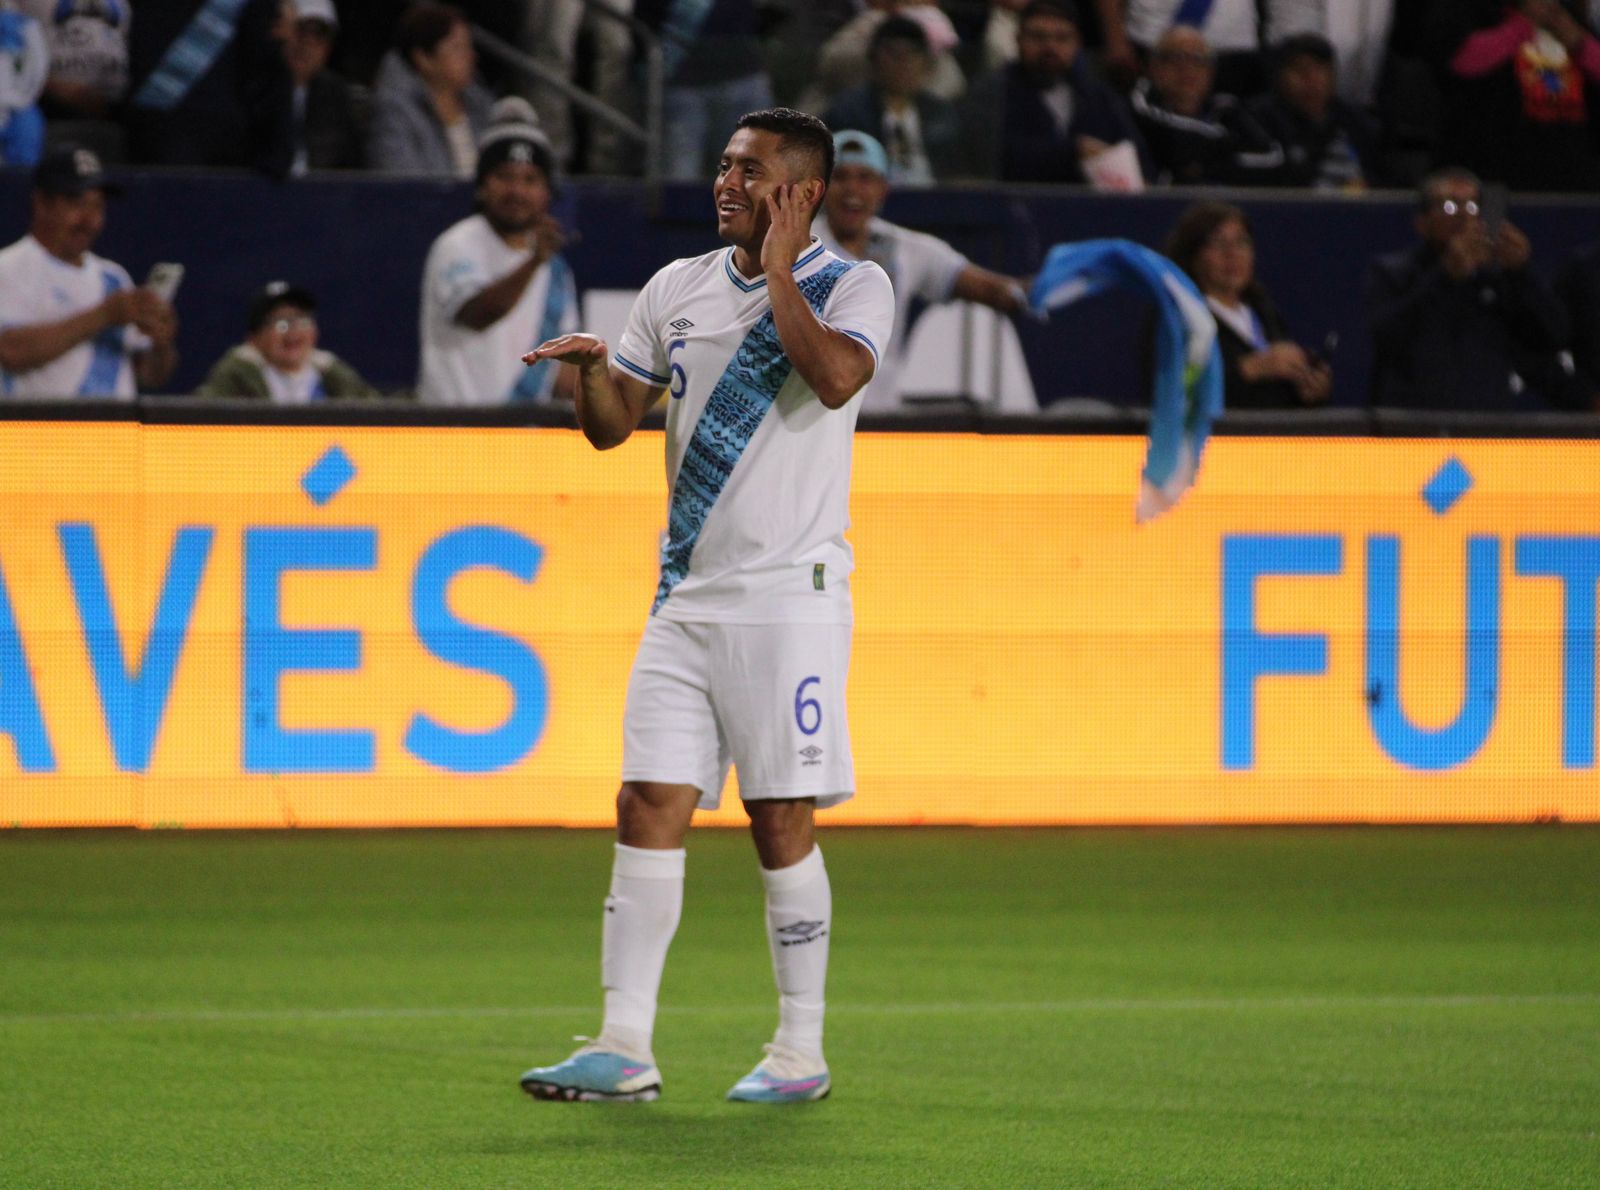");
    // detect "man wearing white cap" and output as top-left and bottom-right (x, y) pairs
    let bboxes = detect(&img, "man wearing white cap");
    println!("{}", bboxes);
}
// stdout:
(282, 0), (362, 173)
(417, 103), (578, 405)
(815, 129), (1029, 411)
